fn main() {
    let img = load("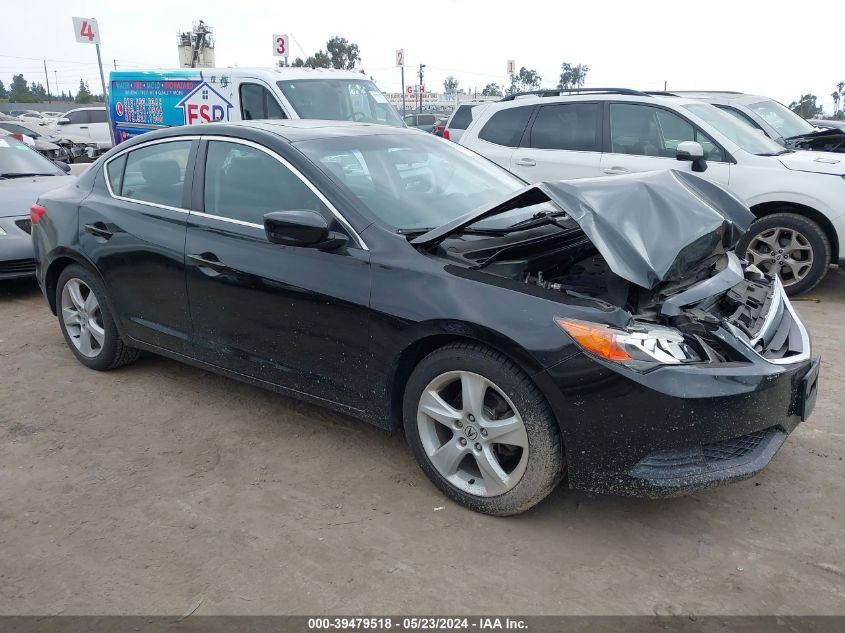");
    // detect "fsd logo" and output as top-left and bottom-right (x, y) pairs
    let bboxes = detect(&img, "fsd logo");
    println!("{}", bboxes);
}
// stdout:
(176, 82), (233, 125)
